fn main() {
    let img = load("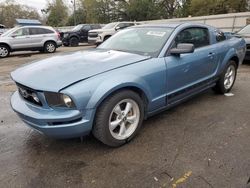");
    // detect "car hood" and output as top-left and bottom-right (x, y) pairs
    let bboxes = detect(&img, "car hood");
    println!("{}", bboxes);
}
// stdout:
(11, 49), (151, 92)
(89, 28), (113, 33)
